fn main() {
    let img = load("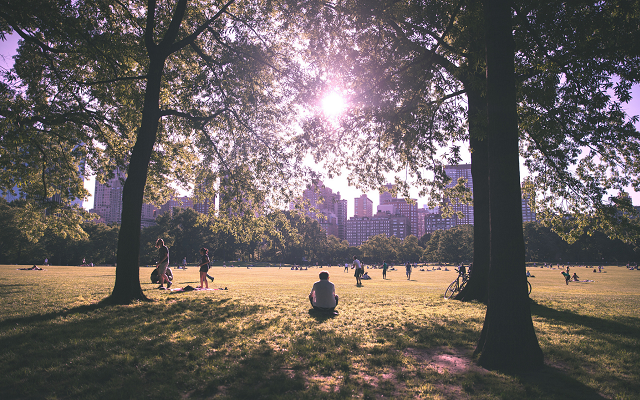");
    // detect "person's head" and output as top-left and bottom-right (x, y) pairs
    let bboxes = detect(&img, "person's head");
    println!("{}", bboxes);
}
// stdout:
(353, 255), (358, 260)
(319, 271), (329, 280)
(155, 238), (164, 248)
(200, 247), (208, 255)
